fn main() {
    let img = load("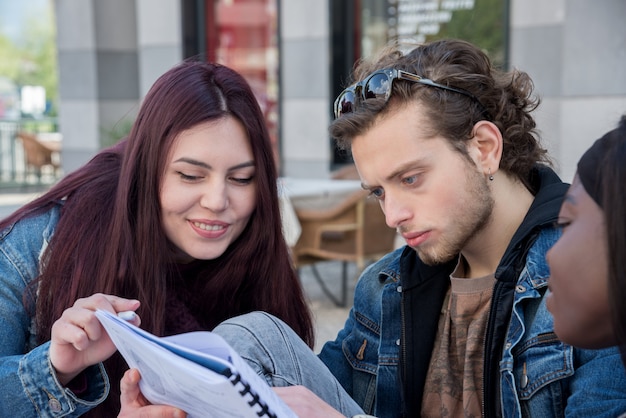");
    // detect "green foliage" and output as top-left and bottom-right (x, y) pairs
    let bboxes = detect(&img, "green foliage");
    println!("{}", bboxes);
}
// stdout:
(0, 34), (22, 79)
(0, 2), (58, 116)
(426, 0), (507, 68)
